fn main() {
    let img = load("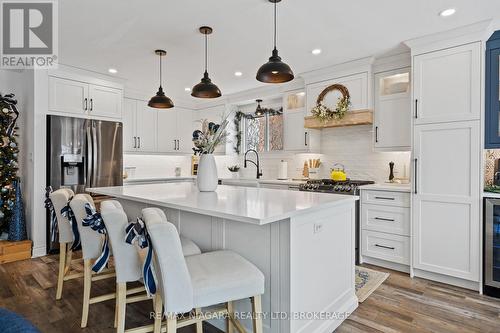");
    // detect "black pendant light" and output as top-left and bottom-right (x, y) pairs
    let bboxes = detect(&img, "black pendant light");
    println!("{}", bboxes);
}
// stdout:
(191, 26), (222, 98)
(148, 49), (174, 109)
(256, 0), (294, 84)
(255, 99), (264, 116)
